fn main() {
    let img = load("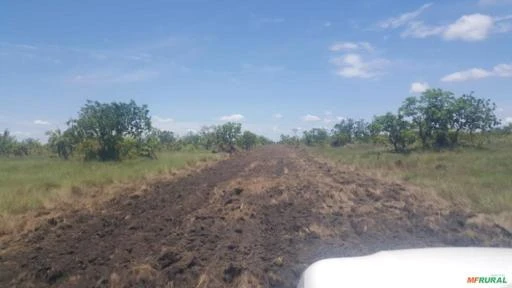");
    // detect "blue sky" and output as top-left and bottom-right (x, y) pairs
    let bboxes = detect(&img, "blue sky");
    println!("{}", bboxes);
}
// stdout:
(1, 0), (512, 141)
